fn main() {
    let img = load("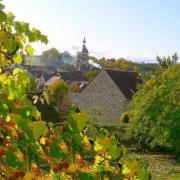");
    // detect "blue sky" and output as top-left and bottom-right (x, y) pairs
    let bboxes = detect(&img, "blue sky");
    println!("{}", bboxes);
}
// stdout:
(4, 0), (180, 62)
